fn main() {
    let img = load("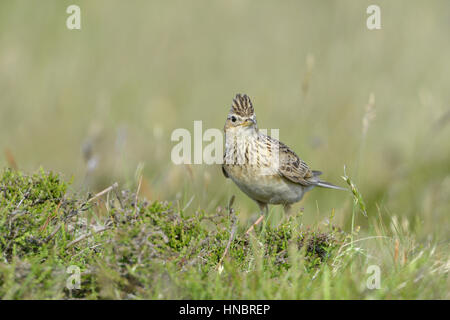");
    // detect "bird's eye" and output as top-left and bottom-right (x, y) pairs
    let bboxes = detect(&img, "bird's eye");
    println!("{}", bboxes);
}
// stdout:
(231, 116), (237, 123)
